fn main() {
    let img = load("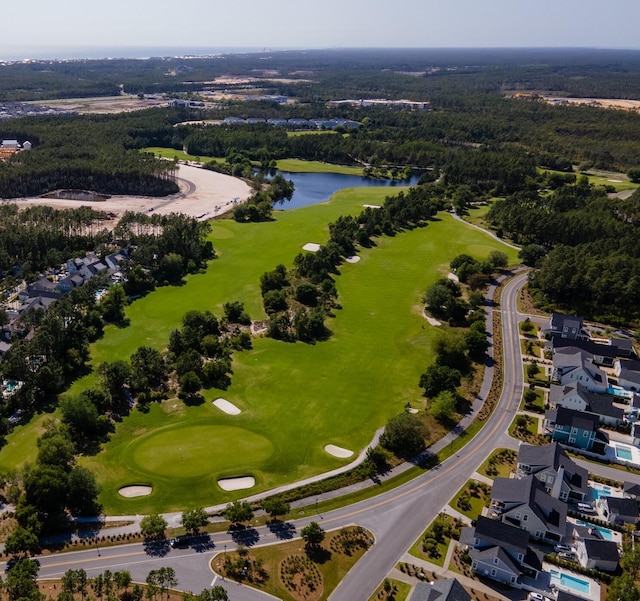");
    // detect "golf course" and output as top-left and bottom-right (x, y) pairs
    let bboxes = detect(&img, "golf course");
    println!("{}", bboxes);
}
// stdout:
(0, 186), (518, 514)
